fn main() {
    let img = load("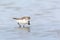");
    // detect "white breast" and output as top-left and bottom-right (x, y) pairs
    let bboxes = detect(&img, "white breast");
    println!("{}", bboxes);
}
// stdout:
(16, 19), (28, 24)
